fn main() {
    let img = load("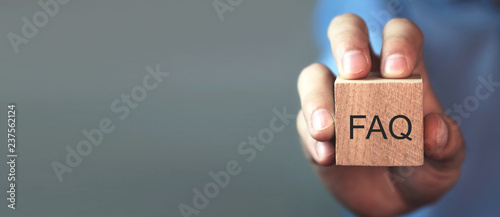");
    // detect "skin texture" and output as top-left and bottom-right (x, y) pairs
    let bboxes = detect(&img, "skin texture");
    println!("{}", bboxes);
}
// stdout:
(296, 14), (465, 217)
